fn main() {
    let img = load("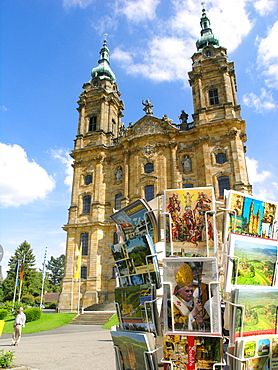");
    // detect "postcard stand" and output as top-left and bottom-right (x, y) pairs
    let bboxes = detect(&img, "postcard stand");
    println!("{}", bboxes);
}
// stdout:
(114, 302), (123, 330)
(275, 261), (278, 286)
(113, 345), (123, 370)
(143, 297), (161, 334)
(113, 341), (160, 370)
(224, 300), (245, 341)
